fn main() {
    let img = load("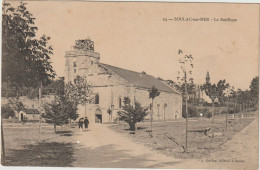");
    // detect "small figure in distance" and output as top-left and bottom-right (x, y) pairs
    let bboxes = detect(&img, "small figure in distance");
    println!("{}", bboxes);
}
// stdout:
(84, 117), (89, 131)
(78, 118), (84, 131)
